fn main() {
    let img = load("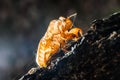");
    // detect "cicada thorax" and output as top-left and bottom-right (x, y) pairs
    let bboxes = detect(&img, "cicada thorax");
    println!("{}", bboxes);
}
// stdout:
(47, 17), (73, 35)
